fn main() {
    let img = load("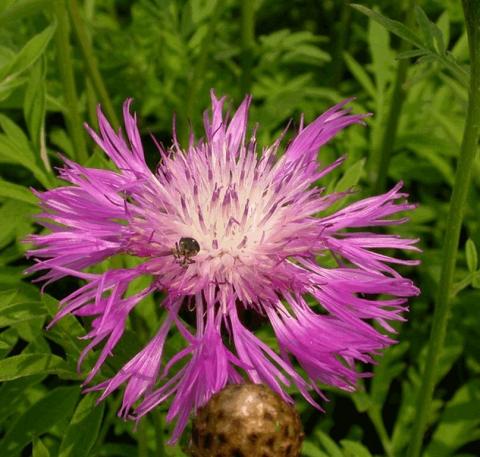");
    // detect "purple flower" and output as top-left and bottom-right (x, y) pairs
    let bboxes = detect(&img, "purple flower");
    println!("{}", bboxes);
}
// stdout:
(27, 92), (419, 443)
